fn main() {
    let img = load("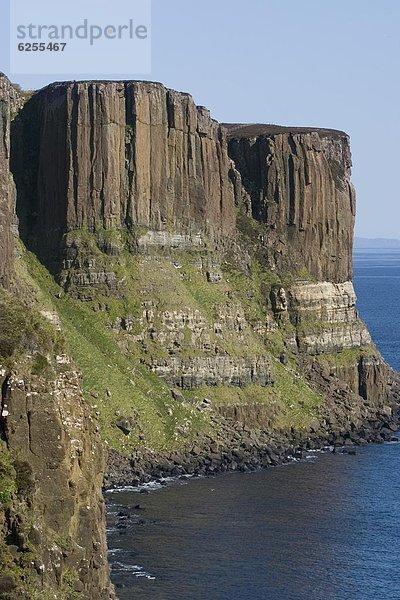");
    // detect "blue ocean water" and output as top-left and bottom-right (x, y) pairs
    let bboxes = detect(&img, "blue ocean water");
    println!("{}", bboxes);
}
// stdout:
(106, 250), (400, 600)
(353, 249), (400, 370)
